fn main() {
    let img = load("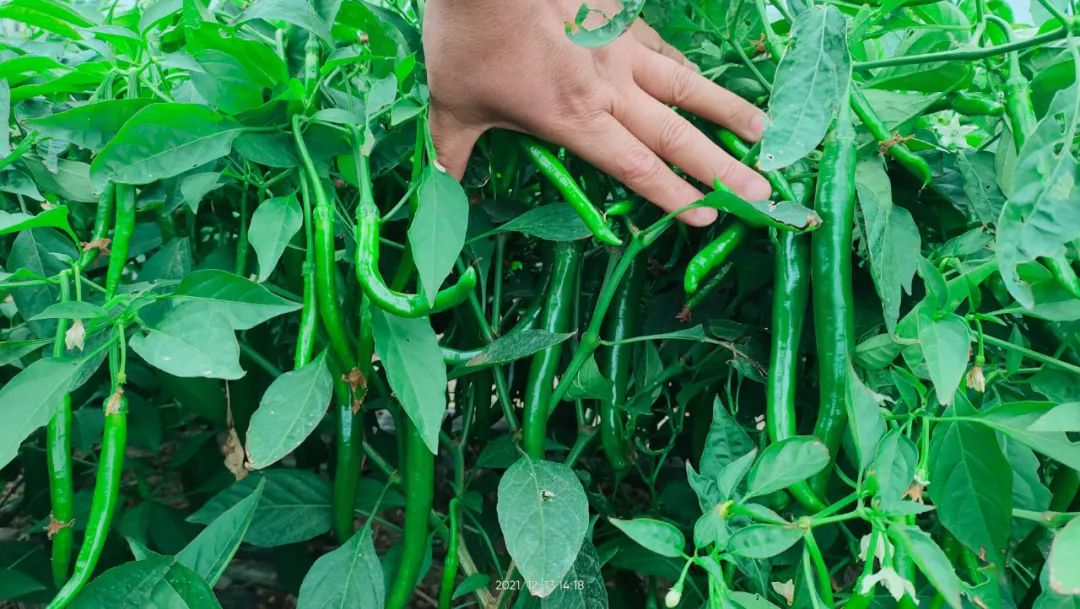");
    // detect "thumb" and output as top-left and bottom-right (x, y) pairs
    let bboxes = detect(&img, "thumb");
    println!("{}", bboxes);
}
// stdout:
(429, 107), (482, 179)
